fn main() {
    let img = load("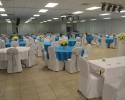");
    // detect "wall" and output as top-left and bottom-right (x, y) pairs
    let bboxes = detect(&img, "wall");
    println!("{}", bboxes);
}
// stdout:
(0, 23), (12, 34)
(77, 19), (125, 33)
